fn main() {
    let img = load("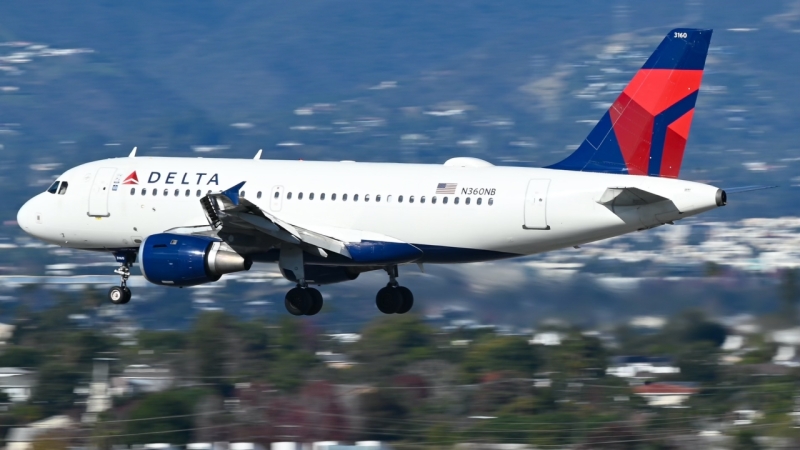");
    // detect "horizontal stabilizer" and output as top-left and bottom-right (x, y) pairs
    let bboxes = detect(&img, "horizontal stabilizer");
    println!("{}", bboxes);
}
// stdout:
(721, 185), (777, 194)
(598, 187), (670, 207)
